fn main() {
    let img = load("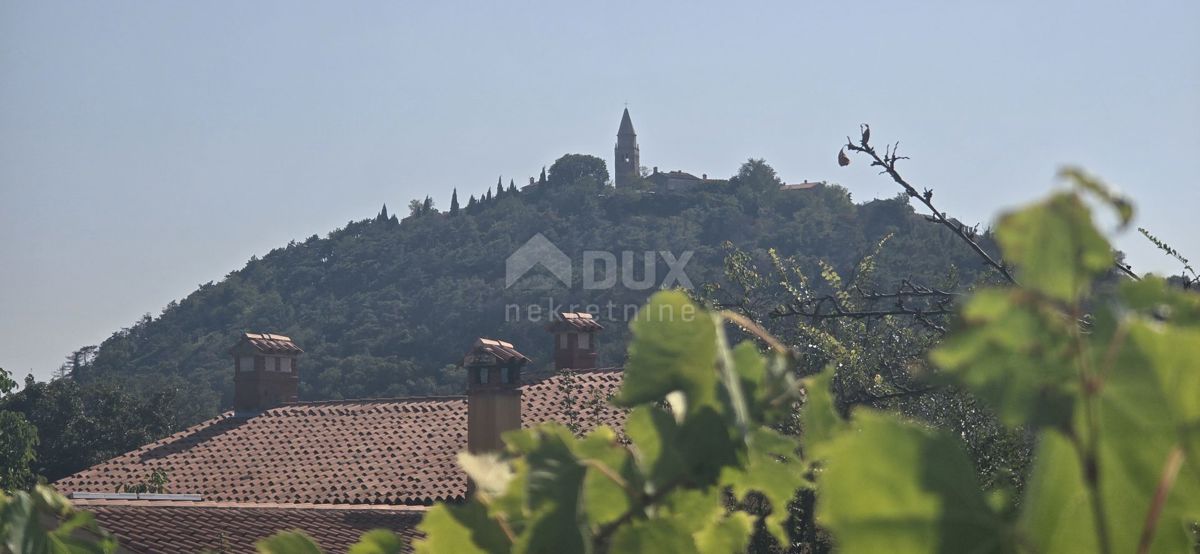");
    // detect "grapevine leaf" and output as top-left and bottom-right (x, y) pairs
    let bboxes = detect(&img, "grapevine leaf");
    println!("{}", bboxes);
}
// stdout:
(625, 405), (685, 487)
(1060, 166), (1134, 227)
(694, 512), (755, 554)
(1017, 430), (1098, 553)
(414, 502), (511, 554)
(514, 425), (589, 553)
(996, 192), (1112, 302)
(572, 426), (636, 527)
(800, 370), (842, 456)
(609, 518), (696, 553)
(931, 289), (1077, 428)
(347, 530), (405, 554)
(255, 531), (324, 554)
(720, 427), (806, 545)
(616, 290), (720, 416)
(816, 411), (1010, 553)
(730, 341), (767, 422)
(1091, 319), (1200, 552)
(1120, 276), (1200, 326)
